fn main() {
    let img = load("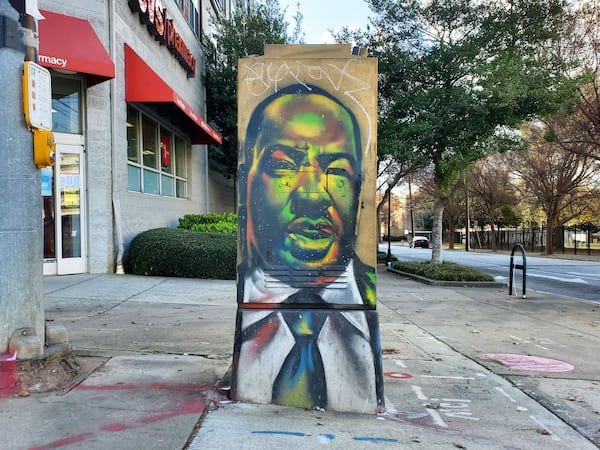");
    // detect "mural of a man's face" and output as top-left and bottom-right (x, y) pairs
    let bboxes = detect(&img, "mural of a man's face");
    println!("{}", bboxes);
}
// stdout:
(245, 92), (361, 268)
